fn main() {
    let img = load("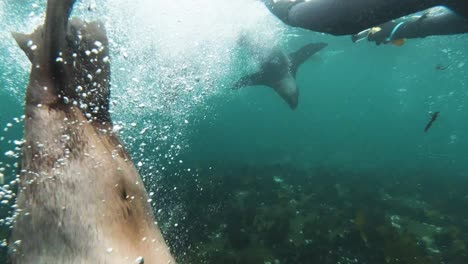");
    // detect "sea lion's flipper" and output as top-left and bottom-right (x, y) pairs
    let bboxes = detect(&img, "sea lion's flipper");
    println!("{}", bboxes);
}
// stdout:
(15, 0), (111, 123)
(232, 71), (267, 90)
(11, 1), (77, 65)
(15, 0), (77, 106)
(11, 28), (43, 63)
(289, 42), (327, 76)
(40, 0), (77, 74)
